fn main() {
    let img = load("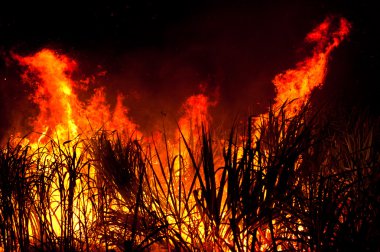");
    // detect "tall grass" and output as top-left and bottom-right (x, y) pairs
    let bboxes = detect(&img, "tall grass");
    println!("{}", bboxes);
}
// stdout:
(1, 101), (379, 251)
